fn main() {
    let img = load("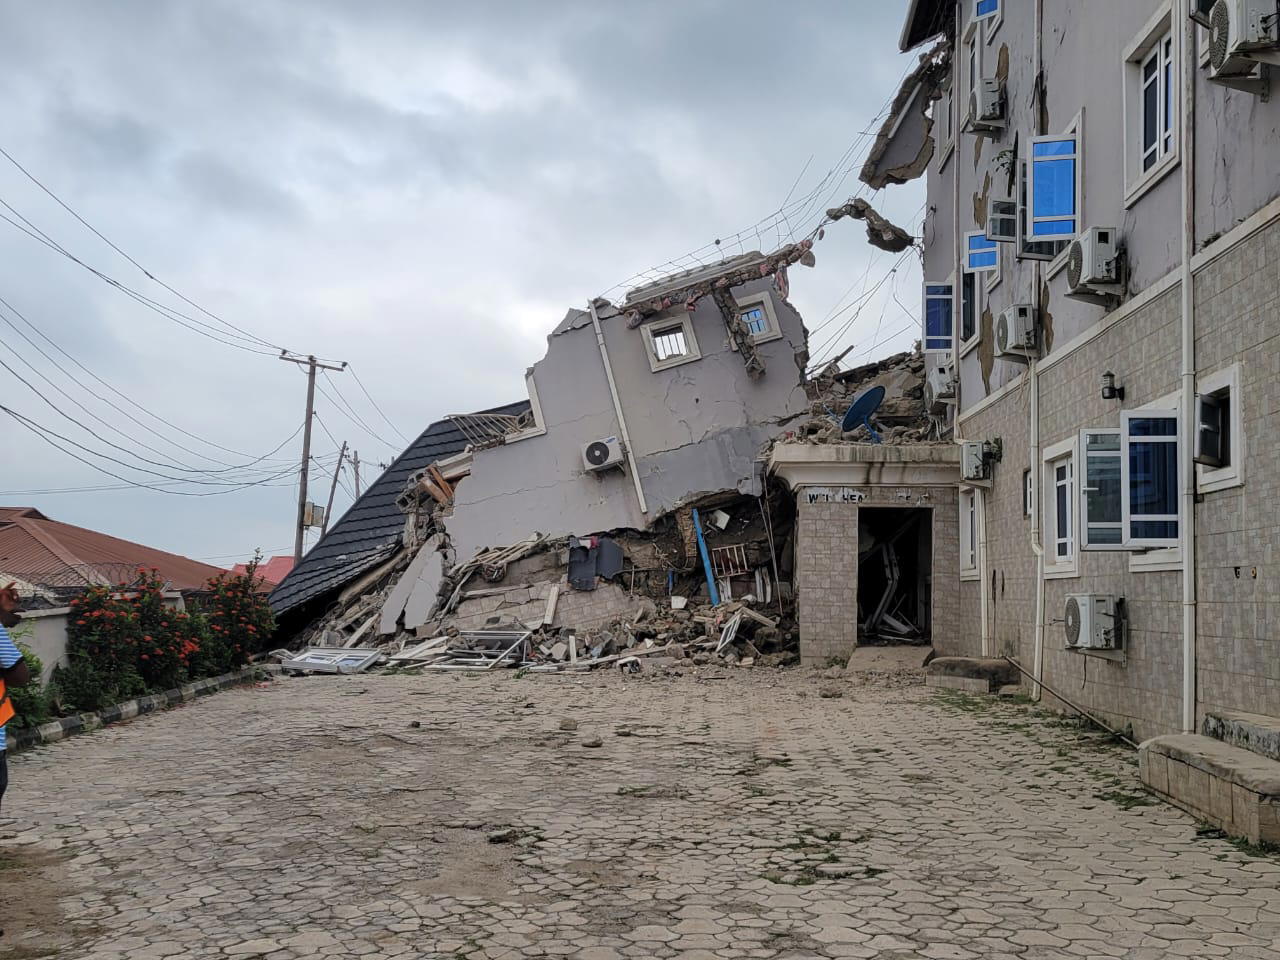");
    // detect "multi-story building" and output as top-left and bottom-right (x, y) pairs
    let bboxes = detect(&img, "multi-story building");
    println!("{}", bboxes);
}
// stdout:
(892, 0), (1280, 749)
